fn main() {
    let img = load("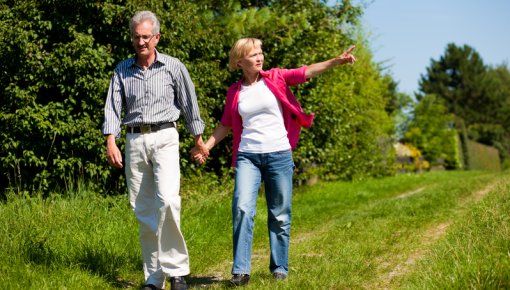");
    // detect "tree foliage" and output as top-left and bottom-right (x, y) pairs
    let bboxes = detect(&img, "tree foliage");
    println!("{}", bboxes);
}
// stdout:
(403, 95), (460, 169)
(419, 43), (488, 120)
(418, 43), (510, 167)
(0, 0), (397, 195)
